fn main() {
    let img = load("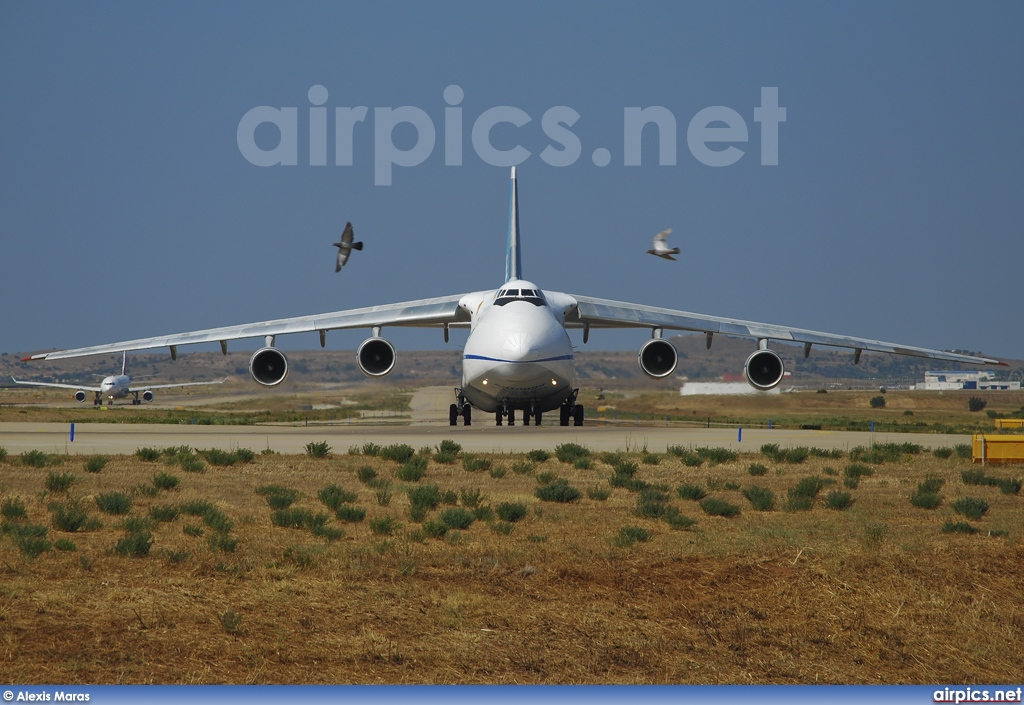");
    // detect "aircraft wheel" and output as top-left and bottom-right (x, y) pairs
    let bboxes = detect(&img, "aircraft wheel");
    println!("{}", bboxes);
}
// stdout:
(449, 404), (459, 426)
(573, 405), (585, 427)
(462, 406), (472, 426)
(559, 405), (570, 426)
(495, 409), (503, 426)
(508, 408), (515, 426)
(534, 411), (542, 427)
